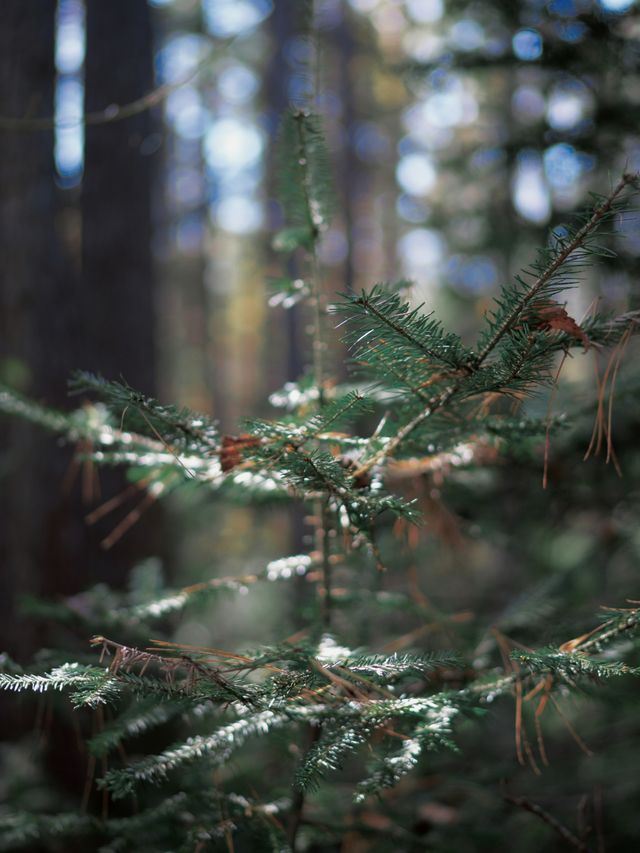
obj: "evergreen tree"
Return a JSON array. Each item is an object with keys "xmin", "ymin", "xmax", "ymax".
[{"xmin": 1, "ymin": 4, "xmax": 640, "ymax": 851}]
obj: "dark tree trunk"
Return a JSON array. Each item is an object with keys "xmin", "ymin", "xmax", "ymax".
[
  {"xmin": 0, "ymin": 0, "xmax": 164, "ymax": 657},
  {"xmin": 0, "ymin": 0, "xmax": 166, "ymax": 810},
  {"xmin": 0, "ymin": 1, "xmax": 61, "ymax": 660},
  {"xmin": 338, "ymin": 6, "xmax": 357, "ymax": 295},
  {"xmin": 65, "ymin": 0, "xmax": 167, "ymax": 595},
  {"xmin": 0, "ymin": 0, "xmax": 167, "ymax": 620},
  {"xmin": 0, "ymin": 4, "xmax": 93, "ymax": 809},
  {"xmin": 81, "ymin": 0, "xmax": 157, "ymax": 391}
]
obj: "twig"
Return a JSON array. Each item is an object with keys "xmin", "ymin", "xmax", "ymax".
[
  {"xmin": 290, "ymin": 46, "xmax": 335, "ymax": 630},
  {"xmin": 576, "ymin": 607, "xmax": 640, "ymax": 655},
  {"xmin": 89, "ymin": 635, "xmax": 250, "ymax": 705},
  {"xmin": 505, "ymin": 795, "xmax": 591, "ymax": 852},
  {"xmin": 288, "ymin": 724, "xmax": 322, "ymax": 851},
  {"xmin": 99, "ymin": 484, "xmax": 164, "ymax": 550},
  {"xmin": 353, "ymin": 383, "xmax": 457, "ymax": 478},
  {"xmin": 543, "ymin": 350, "xmax": 570, "ymax": 489},
  {"xmin": 0, "ymin": 45, "xmax": 228, "ymax": 131},
  {"xmin": 320, "ymin": 501, "xmax": 333, "ymax": 630}
]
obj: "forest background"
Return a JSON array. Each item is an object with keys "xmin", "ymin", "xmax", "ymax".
[{"xmin": 1, "ymin": 0, "xmax": 640, "ymax": 851}]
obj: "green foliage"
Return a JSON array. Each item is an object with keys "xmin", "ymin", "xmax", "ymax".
[
  {"xmin": 69, "ymin": 371, "xmax": 220, "ymax": 453},
  {"xmin": 274, "ymin": 111, "xmax": 336, "ymax": 251},
  {"xmin": 87, "ymin": 696, "xmax": 196, "ymax": 758},
  {"xmin": 0, "ymin": 664, "xmax": 117, "ymax": 709},
  {"xmin": 0, "ymin": 811, "xmax": 98, "ymax": 852},
  {"xmin": 2, "ymin": 20, "xmax": 640, "ymax": 852},
  {"xmin": 100, "ymin": 710, "xmax": 292, "ymax": 799},
  {"xmin": 336, "ymin": 284, "xmax": 471, "ymax": 377},
  {"xmin": 294, "ymin": 722, "xmax": 372, "ymax": 792},
  {"xmin": 475, "ymin": 181, "xmax": 636, "ymax": 364},
  {"xmin": 511, "ymin": 648, "xmax": 639, "ymax": 681}
]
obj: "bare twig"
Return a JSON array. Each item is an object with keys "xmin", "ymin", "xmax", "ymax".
[
  {"xmin": 505, "ymin": 795, "xmax": 591, "ymax": 852},
  {"xmin": 288, "ymin": 724, "xmax": 322, "ymax": 851},
  {"xmin": 320, "ymin": 501, "xmax": 333, "ymax": 630},
  {"xmin": 89, "ymin": 635, "xmax": 250, "ymax": 705},
  {"xmin": 0, "ymin": 43, "xmax": 230, "ymax": 132}
]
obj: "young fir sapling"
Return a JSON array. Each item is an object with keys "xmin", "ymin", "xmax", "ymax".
[{"xmin": 0, "ymin": 21, "xmax": 639, "ymax": 852}]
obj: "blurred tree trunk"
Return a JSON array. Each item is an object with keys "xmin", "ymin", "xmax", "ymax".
[
  {"xmin": 0, "ymin": 0, "xmax": 166, "ymax": 806},
  {"xmin": 338, "ymin": 6, "xmax": 356, "ymax": 294},
  {"xmin": 0, "ymin": 0, "xmax": 164, "ymax": 657},
  {"xmin": 0, "ymin": 2, "xmax": 166, "ymax": 613},
  {"xmin": 81, "ymin": 0, "xmax": 157, "ymax": 391},
  {"xmin": 70, "ymin": 0, "xmax": 167, "ymax": 594},
  {"xmin": 0, "ymin": 3, "xmax": 93, "ymax": 808},
  {"xmin": 0, "ymin": 0, "xmax": 61, "ymax": 660}
]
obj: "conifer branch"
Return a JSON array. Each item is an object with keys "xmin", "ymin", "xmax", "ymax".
[
  {"xmin": 353, "ymin": 383, "xmax": 458, "ymax": 477},
  {"xmin": 342, "ymin": 286, "xmax": 468, "ymax": 370},
  {"xmin": 0, "ymin": 664, "xmax": 113, "ymax": 706},
  {"xmin": 567, "ymin": 605, "xmax": 640, "ymax": 654},
  {"xmin": 89, "ymin": 635, "xmax": 254, "ymax": 706},
  {"xmin": 100, "ymin": 710, "xmax": 292, "ymax": 799},
  {"xmin": 474, "ymin": 173, "xmax": 638, "ymax": 368},
  {"xmin": 351, "ymin": 174, "xmax": 638, "ymax": 477}
]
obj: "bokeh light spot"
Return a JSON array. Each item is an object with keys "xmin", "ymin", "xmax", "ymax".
[
  {"xmin": 449, "ymin": 19, "xmax": 485, "ymax": 52},
  {"xmin": 215, "ymin": 196, "xmax": 263, "ymax": 234},
  {"xmin": 544, "ymin": 143, "xmax": 582, "ymax": 189},
  {"xmin": 203, "ymin": 0, "xmax": 273, "ymax": 37},
  {"xmin": 54, "ymin": 77, "xmax": 84, "ymax": 182},
  {"xmin": 217, "ymin": 64, "xmax": 260, "ymax": 104},
  {"xmin": 156, "ymin": 34, "xmax": 209, "ymax": 83},
  {"xmin": 166, "ymin": 88, "xmax": 208, "ymax": 139},
  {"xmin": 512, "ymin": 151, "xmax": 550, "ymax": 224},
  {"xmin": 599, "ymin": 0, "xmax": 636, "ymax": 11},
  {"xmin": 546, "ymin": 80, "xmax": 592, "ymax": 130},
  {"xmin": 55, "ymin": 1, "xmax": 85, "ymax": 74},
  {"xmin": 396, "ymin": 154, "xmax": 437, "ymax": 196},
  {"xmin": 398, "ymin": 228, "xmax": 445, "ymax": 270},
  {"xmin": 204, "ymin": 119, "xmax": 264, "ymax": 172},
  {"xmin": 512, "ymin": 29, "xmax": 543, "ymax": 61},
  {"xmin": 405, "ymin": 0, "xmax": 443, "ymax": 24},
  {"xmin": 446, "ymin": 255, "xmax": 498, "ymax": 295}
]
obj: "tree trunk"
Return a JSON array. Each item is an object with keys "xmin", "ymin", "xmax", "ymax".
[
  {"xmin": 0, "ymin": 0, "xmax": 61, "ymax": 660},
  {"xmin": 81, "ymin": 0, "xmax": 157, "ymax": 391},
  {"xmin": 64, "ymin": 0, "xmax": 166, "ymax": 595},
  {"xmin": 0, "ymin": 0, "xmax": 166, "ymax": 809}
]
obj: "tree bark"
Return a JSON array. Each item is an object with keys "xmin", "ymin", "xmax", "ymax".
[
  {"xmin": 81, "ymin": 0, "xmax": 157, "ymax": 391},
  {"xmin": 0, "ymin": 0, "xmax": 61, "ymax": 660},
  {"xmin": 0, "ymin": 0, "xmax": 166, "ymax": 811},
  {"xmin": 0, "ymin": 0, "xmax": 165, "ymax": 651}
]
